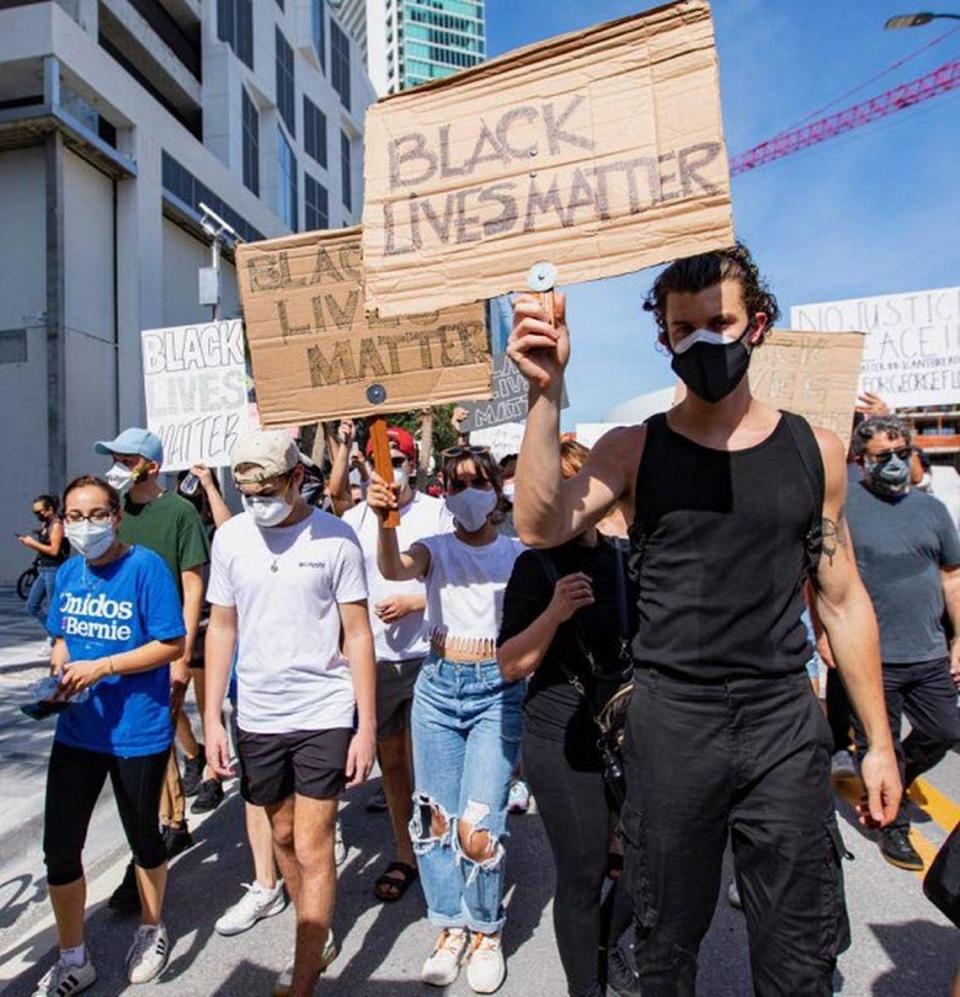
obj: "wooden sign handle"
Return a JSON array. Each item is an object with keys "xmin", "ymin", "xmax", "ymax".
[
  {"xmin": 540, "ymin": 289, "xmax": 556, "ymax": 328},
  {"xmin": 368, "ymin": 416, "xmax": 400, "ymax": 529}
]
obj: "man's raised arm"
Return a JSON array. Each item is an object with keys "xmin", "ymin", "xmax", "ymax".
[{"xmin": 508, "ymin": 291, "xmax": 636, "ymax": 548}]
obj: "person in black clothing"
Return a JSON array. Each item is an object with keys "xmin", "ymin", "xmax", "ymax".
[
  {"xmin": 19, "ymin": 494, "xmax": 69, "ymax": 638},
  {"xmin": 508, "ymin": 243, "xmax": 901, "ymax": 997},
  {"xmin": 498, "ymin": 441, "xmax": 637, "ymax": 997}
]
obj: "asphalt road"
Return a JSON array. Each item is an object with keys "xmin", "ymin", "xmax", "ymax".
[{"xmin": 1, "ymin": 588, "xmax": 957, "ymax": 996}]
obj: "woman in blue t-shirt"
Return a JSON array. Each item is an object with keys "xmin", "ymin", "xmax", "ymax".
[{"xmin": 31, "ymin": 476, "xmax": 185, "ymax": 997}]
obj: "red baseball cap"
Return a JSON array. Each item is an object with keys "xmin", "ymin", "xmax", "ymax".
[{"xmin": 365, "ymin": 426, "xmax": 416, "ymax": 461}]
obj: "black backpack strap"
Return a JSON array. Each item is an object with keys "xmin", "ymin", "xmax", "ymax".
[{"xmin": 781, "ymin": 412, "xmax": 825, "ymax": 578}]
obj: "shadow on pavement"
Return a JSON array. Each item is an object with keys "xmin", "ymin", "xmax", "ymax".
[{"xmin": 869, "ymin": 919, "xmax": 959, "ymax": 997}]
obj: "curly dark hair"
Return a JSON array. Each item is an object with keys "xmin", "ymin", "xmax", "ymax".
[{"xmin": 642, "ymin": 242, "xmax": 780, "ymax": 341}]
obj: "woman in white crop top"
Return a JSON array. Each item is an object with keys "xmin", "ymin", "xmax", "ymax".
[{"xmin": 369, "ymin": 446, "xmax": 524, "ymax": 994}]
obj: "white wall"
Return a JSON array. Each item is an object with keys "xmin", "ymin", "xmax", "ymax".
[
  {"xmin": 64, "ymin": 149, "xmax": 117, "ymax": 480},
  {"xmin": 0, "ymin": 148, "xmax": 47, "ymax": 583}
]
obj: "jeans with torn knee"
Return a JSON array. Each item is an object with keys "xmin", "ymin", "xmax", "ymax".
[{"xmin": 409, "ymin": 653, "xmax": 524, "ymax": 934}]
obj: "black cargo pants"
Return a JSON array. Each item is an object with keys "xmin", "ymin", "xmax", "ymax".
[{"xmin": 621, "ymin": 669, "xmax": 849, "ymax": 997}]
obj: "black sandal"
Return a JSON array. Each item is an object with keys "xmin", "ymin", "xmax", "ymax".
[{"xmin": 374, "ymin": 861, "xmax": 418, "ymax": 903}]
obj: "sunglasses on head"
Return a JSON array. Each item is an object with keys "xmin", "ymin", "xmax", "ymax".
[
  {"xmin": 866, "ymin": 446, "xmax": 913, "ymax": 466},
  {"xmin": 442, "ymin": 446, "xmax": 490, "ymax": 459}
]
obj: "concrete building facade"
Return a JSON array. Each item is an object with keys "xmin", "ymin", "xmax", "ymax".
[
  {"xmin": 0, "ymin": 0, "xmax": 375, "ymax": 582},
  {"xmin": 338, "ymin": 0, "xmax": 485, "ymax": 95}
]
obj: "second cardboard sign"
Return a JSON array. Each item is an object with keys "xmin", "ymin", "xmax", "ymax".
[{"xmin": 236, "ymin": 227, "xmax": 491, "ymax": 426}]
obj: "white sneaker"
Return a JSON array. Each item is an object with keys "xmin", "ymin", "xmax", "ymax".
[
  {"xmin": 125, "ymin": 923, "xmax": 169, "ymax": 984},
  {"xmin": 334, "ymin": 817, "xmax": 347, "ymax": 866},
  {"xmin": 727, "ymin": 879, "xmax": 743, "ymax": 910},
  {"xmin": 32, "ymin": 958, "xmax": 96, "ymax": 996},
  {"xmin": 273, "ymin": 930, "xmax": 338, "ymax": 997},
  {"xmin": 215, "ymin": 880, "xmax": 286, "ymax": 936},
  {"xmin": 421, "ymin": 927, "xmax": 468, "ymax": 987},
  {"xmin": 507, "ymin": 780, "xmax": 530, "ymax": 814},
  {"xmin": 466, "ymin": 932, "xmax": 506, "ymax": 994}
]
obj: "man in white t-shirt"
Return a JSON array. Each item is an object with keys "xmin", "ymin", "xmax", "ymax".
[
  {"xmin": 342, "ymin": 425, "xmax": 452, "ymax": 903},
  {"xmin": 203, "ymin": 429, "xmax": 375, "ymax": 997}
]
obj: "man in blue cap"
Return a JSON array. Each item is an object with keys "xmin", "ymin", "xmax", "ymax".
[{"xmin": 93, "ymin": 428, "xmax": 211, "ymax": 912}]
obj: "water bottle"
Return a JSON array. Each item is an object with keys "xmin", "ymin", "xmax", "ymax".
[{"xmin": 179, "ymin": 472, "xmax": 200, "ymax": 497}]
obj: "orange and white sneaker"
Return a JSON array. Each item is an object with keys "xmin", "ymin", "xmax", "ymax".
[
  {"xmin": 466, "ymin": 931, "xmax": 506, "ymax": 994},
  {"xmin": 421, "ymin": 927, "xmax": 468, "ymax": 987}
]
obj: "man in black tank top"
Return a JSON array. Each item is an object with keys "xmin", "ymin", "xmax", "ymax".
[{"xmin": 508, "ymin": 243, "xmax": 900, "ymax": 997}]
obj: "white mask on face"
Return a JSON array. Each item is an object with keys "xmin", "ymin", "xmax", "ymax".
[
  {"xmin": 242, "ymin": 494, "xmax": 293, "ymax": 528},
  {"xmin": 445, "ymin": 487, "xmax": 497, "ymax": 533},
  {"xmin": 502, "ymin": 481, "xmax": 516, "ymax": 502},
  {"xmin": 65, "ymin": 521, "xmax": 115, "ymax": 560},
  {"xmin": 393, "ymin": 465, "xmax": 410, "ymax": 491},
  {"xmin": 672, "ymin": 329, "xmax": 742, "ymax": 354},
  {"xmin": 105, "ymin": 462, "xmax": 137, "ymax": 496}
]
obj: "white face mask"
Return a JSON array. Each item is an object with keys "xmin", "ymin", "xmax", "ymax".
[
  {"xmin": 502, "ymin": 481, "xmax": 516, "ymax": 502},
  {"xmin": 393, "ymin": 465, "xmax": 410, "ymax": 491},
  {"xmin": 445, "ymin": 487, "xmax": 497, "ymax": 533},
  {"xmin": 105, "ymin": 462, "xmax": 137, "ymax": 497},
  {"xmin": 66, "ymin": 521, "xmax": 116, "ymax": 560},
  {"xmin": 242, "ymin": 494, "xmax": 294, "ymax": 528}
]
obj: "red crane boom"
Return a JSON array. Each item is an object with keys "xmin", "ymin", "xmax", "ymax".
[{"xmin": 730, "ymin": 58, "xmax": 960, "ymax": 175}]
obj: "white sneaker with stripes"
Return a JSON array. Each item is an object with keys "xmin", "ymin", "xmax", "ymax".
[
  {"xmin": 125, "ymin": 922, "xmax": 169, "ymax": 984},
  {"xmin": 31, "ymin": 958, "xmax": 96, "ymax": 996}
]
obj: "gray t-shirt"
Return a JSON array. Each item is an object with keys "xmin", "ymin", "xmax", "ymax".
[{"xmin": 846, "ymin": 479, "xmax": 960, "ymax": 663}]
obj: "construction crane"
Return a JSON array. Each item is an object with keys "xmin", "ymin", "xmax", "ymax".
[{"xmin": 730, "ymin": 58, "xmax": 960, "ymax": 175}]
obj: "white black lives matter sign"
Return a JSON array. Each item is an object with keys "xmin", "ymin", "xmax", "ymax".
[
  {"xmin": 460, "ymin": 353, "xmax": 568, "ymax": 433},
  {"xmin": 791, "ymin": 288, "xmax": 960, "ymax": 409},
  {"xmin": 141, "ymin": 320, "xmax": 254, "ymax": 471}
]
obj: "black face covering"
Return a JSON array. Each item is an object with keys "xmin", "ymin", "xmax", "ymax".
[{"xmin": 670, "ymin": 323, "xmax": 753, "ymax": 404}]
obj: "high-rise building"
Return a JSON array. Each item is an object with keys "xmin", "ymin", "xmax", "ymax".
[
  {"xmin": 337, "ymin": 0, "xmax": 485, "ymax": 96},
  {"xmin": 0, "ymin": 0, "xmax": 375, "ymax": 581}
]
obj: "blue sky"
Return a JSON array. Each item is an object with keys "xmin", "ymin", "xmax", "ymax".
[{"xmin": 485, "ymin": 0, "xmax": 960, "ymax": 427}]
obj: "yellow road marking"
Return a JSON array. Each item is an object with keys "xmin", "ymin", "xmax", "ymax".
[{"xmin": 908, "ymin": 778, "xmax": 960, "ymax": 836}]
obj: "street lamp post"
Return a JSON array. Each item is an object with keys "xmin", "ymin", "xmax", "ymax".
[
  {"xmin": 198, "ymin": 202, "xmax": 240, "ymax": 321},
  {"xmin": 885, "ymin": 11, "xmax": 960, "ymax": 29}
]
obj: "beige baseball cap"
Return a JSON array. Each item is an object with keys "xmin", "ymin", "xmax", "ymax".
[{"xmin": 231, "ymin": 429, "xmax": 303, "ymax": 484}]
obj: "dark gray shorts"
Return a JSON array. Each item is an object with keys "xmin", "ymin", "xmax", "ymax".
[
  {"xmin": 236, "ymin": 727, "xmax": 352, "ymax": 806},
  {"xmin": 377, "ymin": 657, "xmax": 424, "ymax": 740}
]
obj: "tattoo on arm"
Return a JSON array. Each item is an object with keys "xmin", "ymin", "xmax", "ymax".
[{"xmin": 821, "ymin": 508, "xmax": 848, "ymax": 567}]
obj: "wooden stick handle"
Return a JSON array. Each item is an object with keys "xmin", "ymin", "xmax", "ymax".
[
  {"xmin": 368, "ymin": 416, "xmax": 400, "ymax": 528},
  {"xmin": 540, "ymin": 289, "xmax": 556, "ymax": 328}
]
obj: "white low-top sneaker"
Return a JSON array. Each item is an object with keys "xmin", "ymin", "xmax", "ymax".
[
  {"xmin": 466, "ymin": 932, "xmax": 506, "ymax": 994},
  {"xmin": 273, "ymin": 930, "xmax": 338, "ymax": 997},
  {"xmin": 125, "ymin": 923, "xmax": 169, "ymax": 984},
  {"xmin": 32, "ymin": 957, "xmax": 96, "ymax": 996},
  {"xmin": 421, "ymin": 928, "xmax": 468, "ymax": 987},
  {"xmin": 215, "ymin": 880, "xmax": 286, "ymax": 936}
]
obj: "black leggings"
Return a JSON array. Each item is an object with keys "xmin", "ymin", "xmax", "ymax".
[
  {"xmin": 44, "ymin": 740, "xmax": 169, "ymax": 886},
  {"xmin": 523, "ymin": 728, "xmax": 633, "ymax": 997}
]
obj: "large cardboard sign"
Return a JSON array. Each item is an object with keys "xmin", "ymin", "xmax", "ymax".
[
  {"xmin": 141, "ymin": 320, "xmax": 254, "ymax": 472},
  {"xmin": 361, "ymin": 0, "xmax": 733, "ymax": 317},
  {"xmin": 673, "ymin": 330, "xmax": 866, "ymax": 446},
  {"xmin": 235, "ymin": 228, "xmax": 491, "ymax": 426},
  {"xmin": 790, "ymin": 287, "xmax": 960, "ymax": 409},
  {"xmin": 460, "ymin": 354, "xmax": 568, "ymax": 433}
]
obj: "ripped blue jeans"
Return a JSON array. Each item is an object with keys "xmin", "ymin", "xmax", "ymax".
[{"xmin": 410, "ymin": 654, "xmax": 524, "ymax": 934}]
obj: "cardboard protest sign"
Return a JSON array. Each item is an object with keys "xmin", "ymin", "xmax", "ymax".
[
  {"xmin": 791, "ymin": 287, "xmax": 960, "ymax": 409},
  {"xmin": 470, "ymin": 421, "xmax": 526, "ymax": 462},
  {"xmin": 361, "ymin": 0, "xmax": 733, "ymax": 317},
  {"xmin": 675, "ymin": 330, "xmax": 866, "ymax": 447},
  {"xmin": 235, "ymin": 227, "xmax": 491, "ymax": 426},
  {"xmin": 459, "ymin": 354, "xmax": 568, "ymax": 433},
  {"xmin": 141, "ymin": 320, "xmax": 255, "ymax": 472}
]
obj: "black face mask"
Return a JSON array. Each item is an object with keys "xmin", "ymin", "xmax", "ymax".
[{"xmin": 670, "ymin": 323, "xmax": 753, "ymax": 404}]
